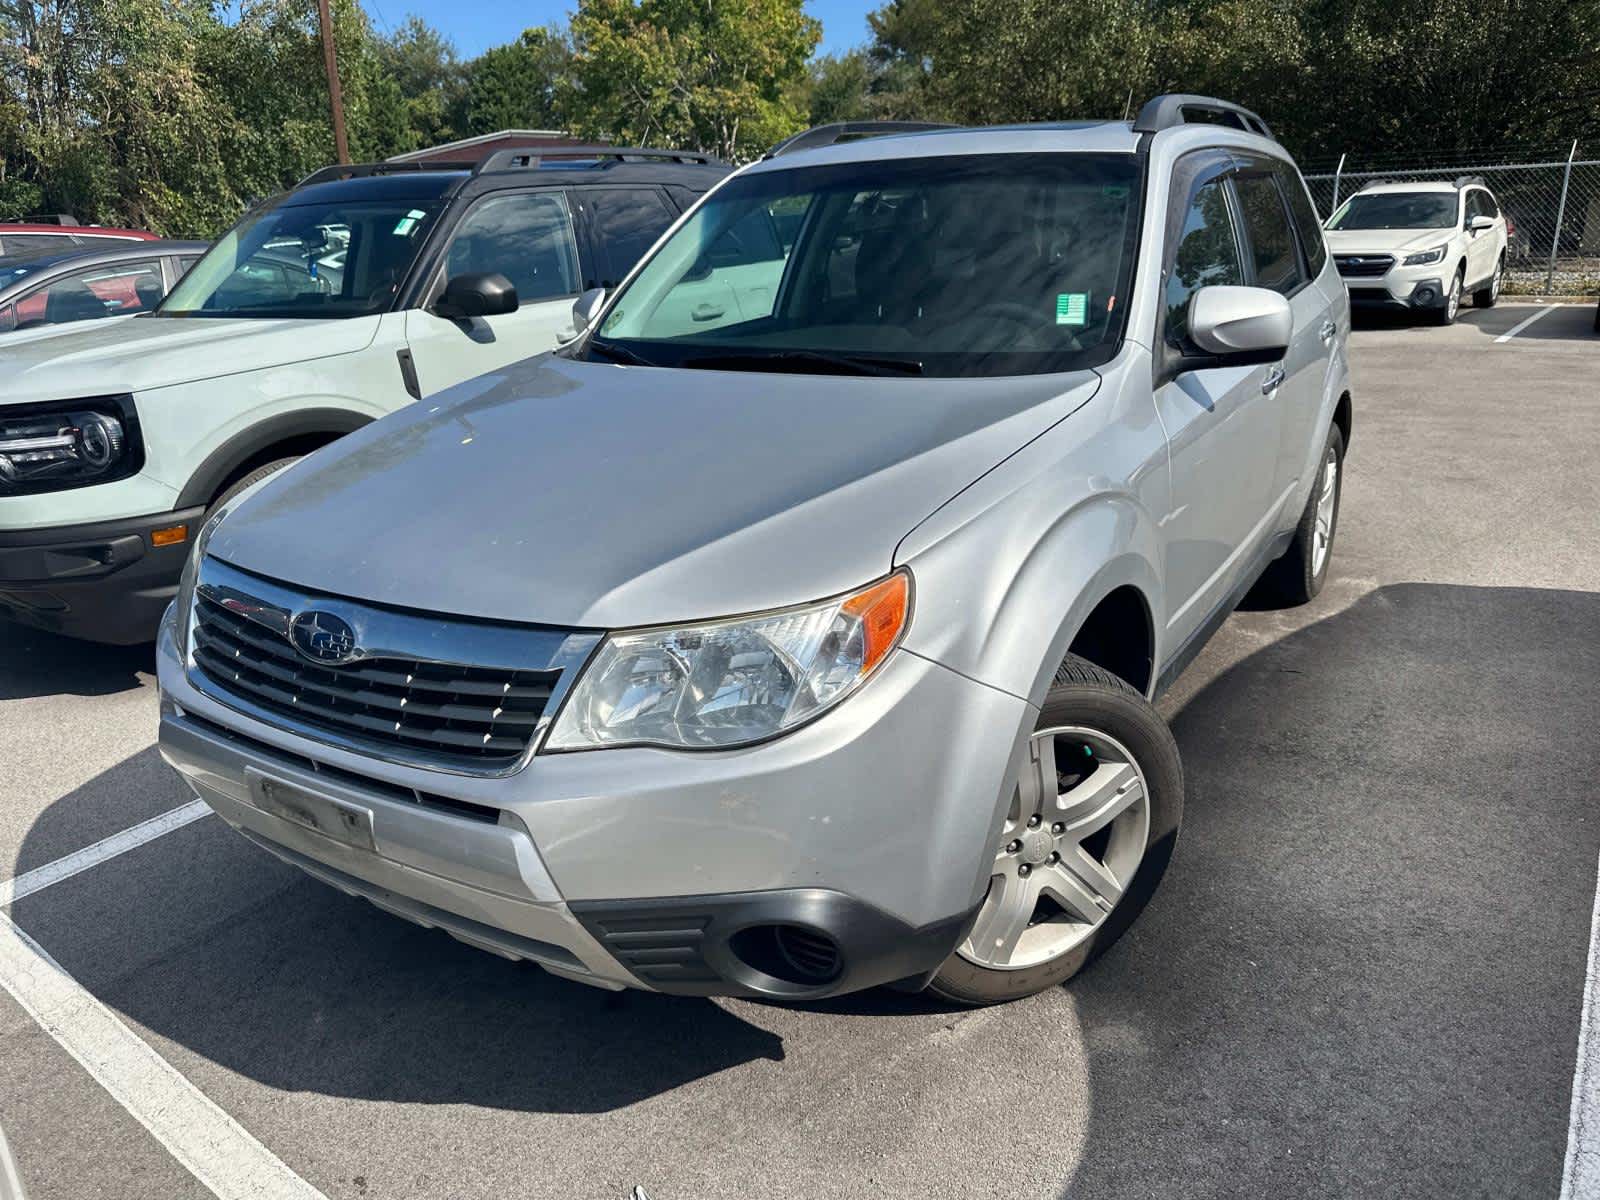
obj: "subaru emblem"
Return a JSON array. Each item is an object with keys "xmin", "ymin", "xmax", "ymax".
[{"xmin": 289, "ymin": 610, "xmax": 358, "ymax": 665}]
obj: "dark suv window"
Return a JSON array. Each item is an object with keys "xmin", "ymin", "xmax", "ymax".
[
  {"xmin": 1165, "ymin": 178, "xmax": 1245, "ymax": 344},
  {"xmin": 581, "ymin": 188, "xmax": 676, "ymax": 287},
  {"xmin": 1272, "ymin": 162, "xmax": 1328, "ymax": 275},
  {"xmin": 445, "ymin": 191, "xmax": 580, "ymax": 304},
  {"xmin": 1234, "ymin": 174, "xmax": 1305, "ymax": 295}
]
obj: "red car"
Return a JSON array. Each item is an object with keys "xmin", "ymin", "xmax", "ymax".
[{"xmin": 0, "ymin": 216, "xmax": 159, "ymax": 257}]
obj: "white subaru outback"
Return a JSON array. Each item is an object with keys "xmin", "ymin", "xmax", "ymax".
[
  {"xmin": 1324, "ymin": 177, "xmax": 1508, "ymax": 324},
  {"xmin": 0, "ymin": 148, "xmax": 724, "ymax": 644}
]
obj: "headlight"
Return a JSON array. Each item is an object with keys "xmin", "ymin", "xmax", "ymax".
[
  {"xmin": 0, "ymin": 397, "xmax": 141, "ymax": 495},
  {"xmin": 545, "ymin": 571, "xmax": 912, "ymax": 752},
  {"xmin": 1402, "ymin": 246, "xmax": 1447, "ymax": 266},
  {"xmin": 172, "ymin": 472, "xmax": 281, "ymax": 661}
]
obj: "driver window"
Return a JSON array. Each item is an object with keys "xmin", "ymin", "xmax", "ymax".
[
  {"xmin": 444, "ymin": 192, "xmax": 579, "ymax": 305},
  {"xmin": 1165, "ymin": 179, "xmax": 1244, "ymax": 345}
]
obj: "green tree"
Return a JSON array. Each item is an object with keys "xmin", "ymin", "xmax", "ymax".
[
  {"xmin": 375, "ymin": 15, "xmax": 468, "ymax": 149},
  {"xmin": 465, "ymin": 27, "xmax": 570, "ymax": 134},
  {"xmin": 563, "ymin": 0, "xmax": 820, "ymax": 160}
]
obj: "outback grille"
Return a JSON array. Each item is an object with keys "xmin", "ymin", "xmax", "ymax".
[
  {"xmin": 1335, "ymin": 254, "xmax": 1394, "ymax": 278},
  {"xmin": 192, "ymin": 593, "xmax": 560, "ymax": 767}
]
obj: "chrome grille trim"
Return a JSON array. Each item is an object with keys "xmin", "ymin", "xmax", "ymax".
[
  {"xmin": 186, "ymin": 557, "xmax": 601, "ymax": 777},
  {"xmin": 1334, "ymin": 254, "xmax": 1394, "ymax": 278}
]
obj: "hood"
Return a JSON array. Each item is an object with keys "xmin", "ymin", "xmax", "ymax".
[
  {"xmin": 1323, "ymin": 227, "xmax": 1455, "ymax": 256},
  {"xmin": 0, "ymin": 315, "xmax": 380, "ymax": 406},
  {"xmin": 212, "ymin": 355, "xmax": 1101, "ymax": 629}
]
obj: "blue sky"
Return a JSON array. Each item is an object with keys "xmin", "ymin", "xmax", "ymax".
[{"xmin": 366, "ymin": 0, "xmax": 876, "ymax": 58}]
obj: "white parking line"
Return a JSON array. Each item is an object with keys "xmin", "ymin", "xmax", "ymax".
[
  {"xmin": 0, "ymin": 800, "xmax": 210, "ymax": 907},
  {"xmin": 1494, "ymin": 305, "xmax": 1559, "ymax": 343},
  {"xmin": 1561, "ymin": 854, "xmax": 1600, "ymax": 1199},
  {"xmin": 0, "ymin": 802, "xmax": 325, "ymax": 1200}
]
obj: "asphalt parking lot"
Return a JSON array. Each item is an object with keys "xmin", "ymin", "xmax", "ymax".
[{"xmin": 2, "ymin": 301, "xmax": 1597, "ymax": 1200}]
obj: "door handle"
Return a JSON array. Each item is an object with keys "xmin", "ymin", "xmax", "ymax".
[
  {"xmin": 1319, "ymin": 319, "xmax": 1337, "ymax": 343},
  {"xmin": 1260, "ymin": 365, "xmax": 1286, "ymax": 394}
]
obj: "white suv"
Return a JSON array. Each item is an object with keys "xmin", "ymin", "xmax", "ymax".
[
  {"xmin": 1324, "ymin": 177, "xmax": 1507, "ymax": 324},
  {"xmin": 0, "ymin": 149, "xmax": 724, "ymax": 644}
]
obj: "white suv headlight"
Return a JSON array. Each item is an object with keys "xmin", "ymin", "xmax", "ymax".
[
  {"xmin": 544, "ymin": 571, "xmax": 911, "ymax": 752},
  {"xmin": 1402, "ymin": 245, "xmax": 1448, "ymax": 266}
]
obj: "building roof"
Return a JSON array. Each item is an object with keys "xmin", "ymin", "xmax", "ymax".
[{"xmin": 387, "ymin": 130, "xmax": 589, "ymax": 165}]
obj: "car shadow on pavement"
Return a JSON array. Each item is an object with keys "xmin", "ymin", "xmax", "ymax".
[
  {"xmin": 0, "ymin": 626, "xmax": 153, "ymax": 700},
  {"xmin": 1062, "ymin": 582, "xmax": 1600, "ymax": 1199},
  {"xmin": 7, "ymin": 583, "xmax": 1598, "ymax": 1145}
]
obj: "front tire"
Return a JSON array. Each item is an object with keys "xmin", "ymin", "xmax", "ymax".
[
  {"xmin": 1431, "ymin": 266, "xmax": 1464, "ymax": 325},
  {"xmin": 928, "ymin": 656, "xmax": 1182, "ymax": 1006},
  {"xmin": 1473, "ymin": 255, "xmax": 1504, "ymax": 308}
]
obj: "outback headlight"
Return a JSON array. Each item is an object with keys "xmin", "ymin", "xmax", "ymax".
[
  {"xmin": 545, "ymin": 571, "xmax": 911, "ymax": 752},
  {"xmin": 1402, "ymin": 246, "xmax": 1447, "ymax": 266},
  {"xmin": 0, "ymin": 397, "xmax": 141, "ymax": 495}
]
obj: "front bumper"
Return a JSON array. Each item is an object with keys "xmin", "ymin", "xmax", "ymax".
[
  {"xmin": 156, "ymin": 610, "xmax": 1027, "ymax": 1000},
  {"xmin": 1339, "ymin": 263, "xmax": 1449, "ymax": 311},
  {"xmin": 0, "ymin": 507, "xmax": 205, "ymax": 644}
]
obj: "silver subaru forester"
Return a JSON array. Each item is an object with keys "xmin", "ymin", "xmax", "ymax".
[{"xmin": 157, "ymin": 95, "xmax": 1352, "ymax": 1006}]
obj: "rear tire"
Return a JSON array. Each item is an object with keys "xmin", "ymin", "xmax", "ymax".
[
  {"xmin": 927, "ymin": 656, "xmax": 1182, "ymax": 1006},
  {"xmin": 1257, "ymin": 423, "xmax": 1344, "ymax": 606},
  {"xmin": 1473, "ymin": 255, "xmax": 1503, "ymax": 308}
]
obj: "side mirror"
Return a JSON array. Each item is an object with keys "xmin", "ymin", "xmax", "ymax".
[
  {"xmin": 1187, "ymin": 285, "xmax": 1292, "ymax": 365},
  {"xmin": 1468, "ymin": 214, "xmax": 1496, "ymax": 232},
  {"xmin": 433, "ymin": 272, "xmax": 517, "ymax": 320},
  {"xmin": 571, "ymin": 287, "xmax": 607, "ymax": 335}
]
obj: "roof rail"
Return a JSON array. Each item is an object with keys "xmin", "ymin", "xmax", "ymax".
[
  {"xmin": 297, "ymin": 160, "xmax": 477, "ymax": 188},
  {"xmin": 474, "ymin": 146, "xmax": 722, "ymax": 174},
  {"xmin": 20, "ymin": 213, "xmax": 80, "ymax": 226},
  {"xmin": 1357, "ymin": 178, "xmax": 1398, "ymax": 192},
  {"xmin": 1132, "ymin": 94, "xmax": 1274, "ymax": 140},
  {"xmin": 1454, "ymin": 174, "xmax": 1486, "ymax": 189},
  {"xmin": 764, "ymin": 121, "xmax": 960, "ymax": 160}
]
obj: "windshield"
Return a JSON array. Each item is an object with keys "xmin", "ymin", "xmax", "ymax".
[
  {"xmin": 583, "ymin": 153, "xmax": 1142, "ymax": 378},
  {"xmin": 157, "ymin": 195, "xmax": 442, "ymax": 319},
  {"xmin": 1327, "ymin": 192, "xmax": 1458, "ymax": 231}
]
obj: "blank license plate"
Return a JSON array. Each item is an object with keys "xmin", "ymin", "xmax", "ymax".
[{"xmin": 244, "ymin": 768, "xmax": 376, "ymax": 852}]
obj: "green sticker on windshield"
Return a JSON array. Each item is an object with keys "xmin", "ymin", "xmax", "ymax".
[
  {"xmin": 1056, "ymin": 292, "xmax": 1089, "ymax": 326},
  {"xmin": 393, "ymin": 209, "xmax": 427, "ymax": 236}
]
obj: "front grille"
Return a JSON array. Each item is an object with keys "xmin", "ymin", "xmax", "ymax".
[
  {"xmin": 1335, "ymin": 254, "xmax": 1394, "ymax": 278},
  {"xmin": 192, "ymin": 593, "xmax": 560, "ymax": 767}
]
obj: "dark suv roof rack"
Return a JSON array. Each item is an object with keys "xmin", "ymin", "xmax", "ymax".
[
  {"xmin": 764, "ymin": 121, "xmax": 960, "ymax": 160},
  {"xmin": 475, "ymin": 145, "xmax": 721, "ymax": 174},
  {"xmin": 1132, "ymin": 94, "xmax": 1273, "ymax": 140},
  {"xmin": 297, "ymin": 160, "xmax": 477, "ymax": 188},
  {"xmin": 298, "ymin": 147, "xmax": 720, "ymax": 190}
]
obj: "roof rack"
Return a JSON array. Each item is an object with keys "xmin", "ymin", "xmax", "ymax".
[
  {"xmin": 1132, "ymin": 94, "xmax": 1274, "ymax": 140},
  {"xmin": 764, "ymin": 121, "xmax": 960, "ymax": 160},
  {"xmin": 20, "ymin": 213, "xmax": 80, "ymax": 226},
  {"xmin": 475, "ymin": 145, "xmax": 722, "ymax": 174},
  {"xmin": 297, "ymin": 160, "xmax": 477, "ymax": 188},
  {"xmin": 1454, "ymin": 174, "xmax": 1486, "ymax": 189},
  {"xmin": 1357, "ymin": 178, "xmax": 1399, "ymax": 192}
]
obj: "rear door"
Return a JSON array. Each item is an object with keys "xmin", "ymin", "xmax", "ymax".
[
  {"xmin": 1151, "ymin": 153, "xmax": 1283, "ymax": 652},
  {"xmin": 403, "ymin": 188, "xmax": 583, "ymax": 398},
  {"xmin": 573, "ymin": 186, "xmax": 679, "ymax": 291},
  {"xmin": 1256, "ymin": 156, "xmax": 1338, "ymax": 503}
]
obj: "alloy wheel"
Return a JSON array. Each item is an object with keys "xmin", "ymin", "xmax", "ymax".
[
  {"xmin": 1311, "ymin": 442, "xmax": 1339, "ymax": 577},
  {"xmin": 958, "ymin": 726, "xmax": 1151, "ymax": 971}
]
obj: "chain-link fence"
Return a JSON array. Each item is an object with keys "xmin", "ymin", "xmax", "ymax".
[{"xmin": 1301, "ymin": 148, "xmax": 1600, "ymax": 295}]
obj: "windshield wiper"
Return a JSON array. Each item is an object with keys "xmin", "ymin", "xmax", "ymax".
[
  {"xmin": 681, "ymin": 349, "xmax": 923, "ymax": 377},
  {"xmin": 586, "ymin": 339, "xmax": 658, "ymax": 368}
]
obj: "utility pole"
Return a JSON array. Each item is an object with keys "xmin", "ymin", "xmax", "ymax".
[{"xmin": 317, "ymin": 0, "xmax": 350, "ymax": 164}]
